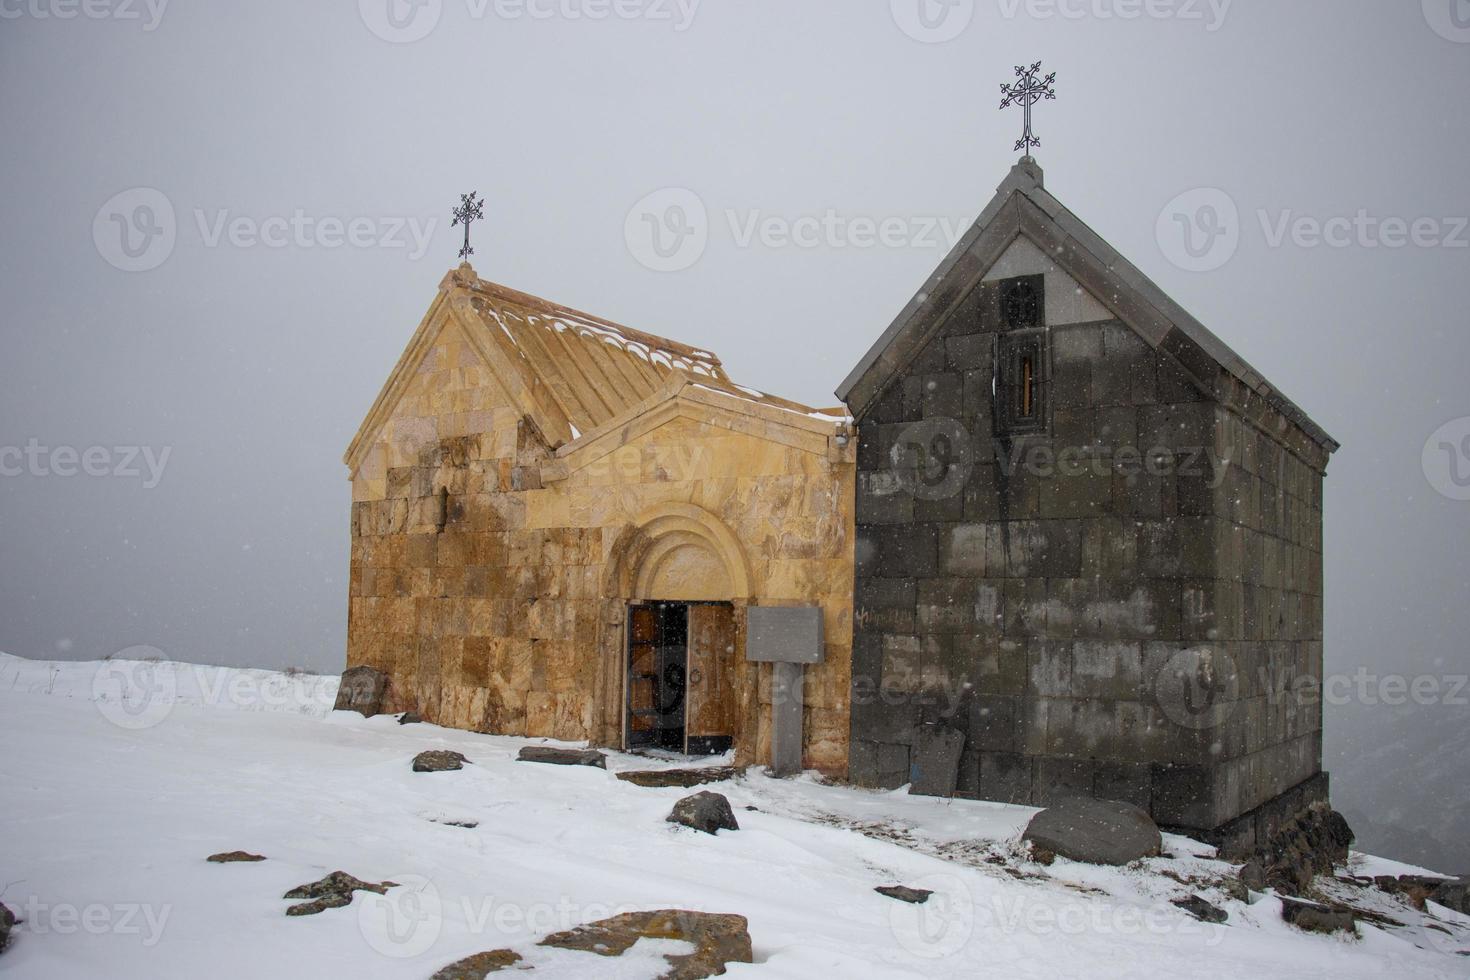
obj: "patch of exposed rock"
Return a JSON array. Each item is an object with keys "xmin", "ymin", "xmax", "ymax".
[
  {"xmin": 333, "ymin": 665, "xmax": 388, "ymax": 717},
  {"xmin": 413, "ymin": 750, "xmax": 469, "ymax": 773},
  {"xmin": 667, "ymin": 792, "xmax": 739, "ymax": 835},
  {"xmin": 283, "ymin": 871, "xmax": 397, "ymax": 917},
  {"xmin": 1238, "ymin": 803, "xmax": 1355, "ymax": 897},
  {"xmin": 207, "ymin": 851, "xmax": 266, "ymax": 863},
  {"xmin": 517, "ymin": 746, "xmax": 607, "ymax": 769},
  {"xmin": 432, "ymin": 911, "xmax": 752, "ymax": 979},
  {"xmin": 1172, "ymin": 894, "xmax": 1228, "ymax": 923},
  {"xmin": 1022, "ymin": 798, "xmax": 1162, "ymax": 866},
  {"xmin": 617, "ymin": 767, "xmax": 743, "ymax": 789},
  {"xmin": 0, "ymin": 902, "xmax": 16, "ymax": 954},
  {"xmin": 1281, "ymin": 897, "xmax": 1356, "ymax": 935},
  {"xmin": 875, "ymin": 885, "xmax": 932, "ymax": 905}
]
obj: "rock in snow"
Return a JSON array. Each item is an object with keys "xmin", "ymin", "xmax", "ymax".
[
  {"xmin": 0, "ymin": 903, "xmax": 15, "ymax": 954},
  {"xmin": 1172, "ymin": 894, "xmax": 1228, "ymax": 923},
  {"xmin": 1280, "ymin": 897, "xmax": 1356, "ymax": 935},
  {"xmin": 876, "ymin": 885, "xmax": 934, "ymax": 905},
  {"xmin": 667, "ymin": 792, "xmax": 740, "ymax": 835},
  {"xmin": 282, "ymin": 871, "xmax": 397, "ymax": 917},
  {"xmin": 516, "ymin": 746, "xmax": 607, "ymax": 769},
  {"xmin": 331, "ymin": 665, "xmax": 387, "ymax": 717},
  {"xmin": 539, "ymin": 910, "xmax": 753, "ymax": 979},
  {"xmin": 1022, "ymin": 798, "xmax": 1163, "ymax": 866},
  {"xmin": 413, "ymin": 750, "xmax": 469, "ymax": 772},
  {"xmin": 616, "ymin": 766, "xmax": 743, "ymax": 788},
  {"xmin": 206, "ymin": 851, "xmax": 266, "ymax": 863}
]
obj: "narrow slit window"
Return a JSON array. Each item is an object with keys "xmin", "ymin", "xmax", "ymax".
[{"xmin": 996, "ymin": 329, "xmax": 1047, "ymax": 435}]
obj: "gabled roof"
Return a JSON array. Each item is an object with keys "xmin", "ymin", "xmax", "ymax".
[
  {"xmin": 836, "ymin": 158, "xmax": 1338, "ymax": 454},
  {"xmin": 345, "ymin": 264, "xmax": 849, "ymax": 474}
]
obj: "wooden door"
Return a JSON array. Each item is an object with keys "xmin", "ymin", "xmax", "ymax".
[
  {"xmin": 685, "ymin": 603, "xmax": 736, "ymax": 755},
  {"xmin": 626, "ymin": 605, "xmax": 659, "ymax": 748}
]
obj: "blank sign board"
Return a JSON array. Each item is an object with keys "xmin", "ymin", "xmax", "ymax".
[{"xmin": 746, "ymin": 606, "xmax": 824, "ymax": 664}]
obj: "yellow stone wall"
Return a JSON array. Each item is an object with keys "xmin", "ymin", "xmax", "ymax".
[{"xmin": 347, "ymin": 318, "xmax": 855, "ymax": 775}]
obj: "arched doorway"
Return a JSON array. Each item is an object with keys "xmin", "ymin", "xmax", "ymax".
[{"xmin": 603, "ymin": 504, "xmax": 753, "ymax": 756}]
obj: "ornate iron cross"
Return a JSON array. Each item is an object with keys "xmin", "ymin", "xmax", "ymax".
[
  {"xmin": 999, "ymin": 62, "xmax": 1057, "ymax": 156},
  {"xmin": 451, "ymin": 192, "xmax": 484, "ymax": 261}
]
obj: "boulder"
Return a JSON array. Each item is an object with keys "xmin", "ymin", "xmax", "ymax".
[
  {"xmin": 1238, "ymin": 803, "xmax": 1355, "ymax": 897},
  {"xmin": 540, "ymin": 909, "xmax": 753, "ymax": 979},
  {"xmin": 1280, "ymin": 897, "xmax": 1355, "ymax": 935},
  {"xmin": 1022, "ymin": 798, "xmax": 1162, "ymax": 866},
  {"xmin": 1432, "ymin": 877, "xmax": 1470, "ymax": 916},
  {"xmin": 430, "ymin": 950, "xmax": 524, "ymax": 978},
  {"xmin": 207, "ymin": 850, "xmax": 266, "ymax": 863},
  {"xmin": 282, "ymin": 871, "xmax": 396, "ymax": 917},
  {"xmin": 397, "ymin": 711, "xmax": 423, "ymax": 725},
  {"xmin": 0, "ymin": 902, "xmax": 15, "ymax": 954},
  {"xmin": 617, "ymin": 767, "xmax": 742, "ymax": 789},
  {"xmin": 667, "ymin": 792, "xmax": 740, "ymax": 835},
  {"xmin": 1172, "ymin": 895, "xmax": 1228, "ymax": 923},
  {"xmin": 876, "ymin": 885, "xmax": 933, "ymax": 905},
  {"xmin": 517, "ymin": 746, "xmax": 607, "ymax": 769},
  {"xmin": 332, "ymin": 665, "xmax": 388, "ymax": 717},
  {"xmin": 413, "ymin": 750, "xmax": 469, "ymax": 773}
]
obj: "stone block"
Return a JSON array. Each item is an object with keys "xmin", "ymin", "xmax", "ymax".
[{"xmin": 979, "ymin": 751, "xmax": 1033, "ymax": 805}]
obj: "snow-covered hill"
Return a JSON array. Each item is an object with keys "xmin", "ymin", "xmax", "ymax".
[{"xmin": 1, "ymin": 652, "xmax": 1466, "ymax": 979}]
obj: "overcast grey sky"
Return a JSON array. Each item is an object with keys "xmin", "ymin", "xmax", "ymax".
[{"xmin": 2, "ymin": 0, "xmax": 1468, "ymax": 863}]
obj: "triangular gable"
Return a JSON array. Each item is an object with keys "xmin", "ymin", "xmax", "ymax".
[{"xmin": 836, "ymin": 159, "xmax": 1338, "ymax": 454}]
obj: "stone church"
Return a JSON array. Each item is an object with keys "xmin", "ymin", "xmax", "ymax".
[
  {"xmin": 343, "ymin": 266, "xmax": 855, "ymax": 776},
  {"xmin": 838, "ymin": 157, "xmax": 1337, "ymax": 848},
  {"xmin": 343, "ymin": 155, "xmax": 1335, "ymax": 850}
]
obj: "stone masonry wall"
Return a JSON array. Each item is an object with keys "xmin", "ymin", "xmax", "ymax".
[
  {"xmin": 847, "ymin": 255, "xmax": 1328, "ymax": 831},
  {"xmin": 347, "ymin": 319, "xmax": 855, "ymax": 774}
]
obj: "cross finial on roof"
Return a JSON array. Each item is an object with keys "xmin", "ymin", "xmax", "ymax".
[
  {"xmin": 451, "ymin": 191, "xmax": 485, "ymax": 261},
  {"xmin": 999, "ymin": 61, "xmax": 1057, "ymax": 157}
]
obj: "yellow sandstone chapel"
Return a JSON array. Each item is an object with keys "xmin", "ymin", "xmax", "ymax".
[{"xmin": 343, "ymin": 263, "xmax": 855, "ymax": 776}]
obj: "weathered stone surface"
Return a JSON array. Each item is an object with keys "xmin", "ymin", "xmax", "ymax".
[
  {"xmin": 617, "ymin": 767, "xmax": 742, "ymax": 788},
  {"xmin": 876, "ymin": 885, "xmax": 933, "ymax": 905},
  {"xmin": 908, "ymin": 725, "xmax": 965, "ymax": 797},
  {"xmin": 539, "ymin": 910, "xmax": 753, "ymax": 980},
  {"xmin": 333, "ymin": 665, "xmax": 388, "ymax": 717},
  {"xmin": 517, "ymin": 746, "xmax": 607, "ymax": 769},
  {"xmin": 282, "ymin": 871, "xmax": 396, "ymax": 916},
  {"xmin": 1432, "ymin": 877, "xmax": 1470, "ymax": 916},
  {"xmin": 667, "ymin": 792, "xmax": 740, "ymax": 835},
  {"xmin": 1172, "ymin": 895, "xmax": 1227, "ymax": 923},
  {"xmin": 0, "ymin": 902, "xmax": 15, "ymax": 954},
  {"xmin": 1022, "ymin": 797, "xmax": 1162, "ymax": 866},
  {"xmin": 1238, "ymin": 803, "xmax": 1354, "ymax": 896},
  {"xmin": 207, "ymin": 850, "xmax": 266, "ymax": 863},
  {"xmin": 1280, "ymin": 897, "xmax": 1355, "ymax": 935},
  {"xmin": 413, "ymin": 750, "xmax": 469, "ymax": 773},
  {"xmin": 429, "ymin": 949, "xmax": 524, "ymax": 978}
]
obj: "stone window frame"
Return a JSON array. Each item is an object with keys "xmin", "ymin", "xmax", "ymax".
[{"xmin": 993, "ymin": 275, "xmax": 1051, "ymax": 437}]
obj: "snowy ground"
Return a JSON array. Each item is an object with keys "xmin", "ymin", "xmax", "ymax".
[{"xmin": 2, "ymin": 653, "xmax": 1467, "ymax": 979}]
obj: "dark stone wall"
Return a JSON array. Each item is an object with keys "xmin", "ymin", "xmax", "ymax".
[{"xmin": 847, "ymin": 273, "xmax": 1328, "ymax": 833}]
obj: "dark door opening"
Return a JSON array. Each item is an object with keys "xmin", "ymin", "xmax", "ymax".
[
  {"xmin": 626, "ymin": 601, "xmax": 736, "ymax": 755},
  {"xmin": 627, "ymin": 603, "xmax": 688, "ymax": 751}
]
